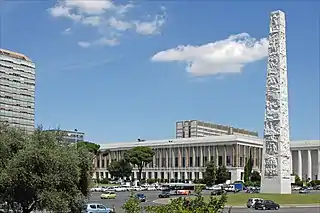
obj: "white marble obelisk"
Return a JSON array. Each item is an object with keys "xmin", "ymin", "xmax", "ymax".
[{"xmin": 260, "ymin": 10, "xmax": 292, "ymax": 194}]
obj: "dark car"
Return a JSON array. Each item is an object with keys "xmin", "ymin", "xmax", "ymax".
[
  {"xmin": 158, "ymin": 191, "xmax": 170, "ymax": 198},
  {"xmin": 211, "ymin": 189, "xmax": 225, "ymax": 196},
  {"xmin": 255, "ymin": 200, "xmax": 280, "ymax": 210},
  {"xmin": 135, "ymin": 193, "xmax": 146, "ymax": 202}
]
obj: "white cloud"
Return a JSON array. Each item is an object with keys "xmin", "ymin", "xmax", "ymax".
[
  {"xmin": 62, "ymin": 27, "xmax": 72, "ymax": 35},
  {"xmin": 134, "ymin": 14, "xmax": 165, "ymax": 35},
  {"xmin": 78, "ymin": 37, "xmax": 119, "ymax": 48},
  {"xmin": 48, "ymin": 0, "xmax": 166, "ymax": 47},
  {"xmin": 151, "ymin": 33, "xmax": 268, "ymax": 76}
]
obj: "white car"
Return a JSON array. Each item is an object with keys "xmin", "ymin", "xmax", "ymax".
[
  {"xmin": 115, "ymin": 187, "xmax": 127, "ymax": 192},
  {"xmin": 147, "ymin": 186, "xmax": 157, "ymax": 191},
  {"xmin": 133, "ymin": 186, "xmax": 143, "ymax": 191},
  {"xmin": 292, "ymin": 186, "xmax": 301, "ymax": 191}
]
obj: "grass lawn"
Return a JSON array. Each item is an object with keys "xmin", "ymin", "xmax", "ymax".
[{"xmin": 204, "ymin": 193, "xmax": 320, "ymax": 205}]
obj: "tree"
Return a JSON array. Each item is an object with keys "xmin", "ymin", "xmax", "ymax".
[
  {"xmin": 0, "ymin": 125, "xmax": 92, "ymax": 213},
  {"xmin": 144, "ymin": 186, "xmax": 228, "ymax": 213},
  {"xmin": 108, "ymin": 159, "xmax": 133, "ymax": 179},
  {"xmin": 250, "ymin": 171, "xmax": 261, "ymax": 182},
  {"xmin": 203, "ymin": 161, "xmax": 217, "ymax": 186},
  {"xmin": 243, "ymin": 150, "xmax": 254, "ymax": 182},
  {"xmin": 124, "ymin": 146, "xmax": 155, "ymax": 181},
  {"xmin": 122, "ymin": 192, "xmax": 142, "ymax": 213},
  {"xmin": 216, "ymin": 165, "xmax": 229, "ymax": 184}
]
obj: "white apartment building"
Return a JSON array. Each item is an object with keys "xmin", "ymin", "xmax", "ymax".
[
  {"xmin": 0, "ymin": 49, "xmax": 35, "ymax": 133},
  {"xmin": 93, "ymin": 136, "xmax": 320, "ymax": 182},
  {"xmin": 175, "ymin": 120, "xmax": 259, "ymax": 138}
]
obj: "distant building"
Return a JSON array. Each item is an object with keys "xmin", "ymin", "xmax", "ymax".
[
  {"xmin": 45, "ymin": 129, "xmax": 85, "ymax": 143},
  {"xmin": 175, "ymin": 120, "xmax": 258, "ymax": 138},
  {"xmin": 0, "ymin": 49, "xmax": 36, "ymax": 133}
]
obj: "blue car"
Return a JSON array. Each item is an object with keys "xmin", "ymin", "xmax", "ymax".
[
  {"xmin": 81, "ymin": 203, "xmax": 114, "ymax": 213},
  {"xmin": 135, "ymin": 193, "xmax": 146, "ymax": 202}
]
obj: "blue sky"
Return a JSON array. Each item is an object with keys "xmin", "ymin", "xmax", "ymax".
[{"xmin": 1, "ymin": 1, "xmax": 319, "ymax": 143}]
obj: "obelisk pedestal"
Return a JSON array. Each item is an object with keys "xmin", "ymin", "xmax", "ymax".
[{"xmin": 260, "ymin": 10, "xmax": 292, "ymax": 194}]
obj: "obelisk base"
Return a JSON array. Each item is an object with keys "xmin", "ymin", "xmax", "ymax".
[{"xmin": 260, "ymin": 177, "xmax": 292, "ymax": 194}]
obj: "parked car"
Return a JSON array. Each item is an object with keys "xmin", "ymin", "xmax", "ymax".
[
  {"xmin": 211, "ymin": 189, "xmax": 225, "ymax": 196},
  {"xmin": 299, "ymin": 188, "xmax": 310, "ymax": 194},
  {"xmin": 81, "ymin": 203, "xmax": 114, "ymax": 213},
  {"xmin": 177, "ymin": 190, "xmax": 191, "ymax": 195},
  {"xmin": 100, "ymin": 192, "xmax": 117, "ymax": 199},
  {"xmin": 136, "ymin": 193, "xmax": 146, "ymax": 202},
  {"xmin": 254, "ymin": 200, "xmax": 280, "ymax": 210},
  {"xmin": 246, "ymin": 198, "xmax": 263, "ymax": 208},
  {"xmin": 158, "ymin": 191, "xmax": 171, "ymax": 198}
]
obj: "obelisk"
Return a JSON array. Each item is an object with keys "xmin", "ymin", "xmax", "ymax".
[{"xmin": 260, "ymin": 10, "xmax": 292, "ymax": 194}]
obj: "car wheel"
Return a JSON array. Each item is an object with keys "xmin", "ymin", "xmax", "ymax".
[
  {"xmin": 275, "ymin": 206, "xmax": 279, "ymax": 210},
  {"xmin": 263, "ymin": 206, "xmax": 266, "ymax": 210}
]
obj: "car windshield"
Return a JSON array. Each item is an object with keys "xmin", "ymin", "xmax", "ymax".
[{"xmin": 137, "ymin": 194, "xmax": 144, "ymax": 197}]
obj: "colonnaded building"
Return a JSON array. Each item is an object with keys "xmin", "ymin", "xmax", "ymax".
[{"xmin": 93, "ymin": 135, "xmax": 320, "ymax": 182}]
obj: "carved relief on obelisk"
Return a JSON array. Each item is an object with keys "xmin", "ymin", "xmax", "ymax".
[{"xmin": 261, "ymin": 10, "xmax": 292, "ymax": 194}]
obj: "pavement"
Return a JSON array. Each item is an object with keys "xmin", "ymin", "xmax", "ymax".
[{"xmin": 89, "ymin": 190, "xmax": 320, "ymax": 213}]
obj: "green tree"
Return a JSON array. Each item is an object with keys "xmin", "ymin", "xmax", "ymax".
[
  {"xmin": 124, "ymin": 146, "xmax": 155, "ymax": 181},
  {"xmin": 203, "ymin": 161, "xmax": 217, "ymax": 186},
  {"xmin": 216, "ymin": 165, "xmax": 229, "ymax": 184},
  {"xmin": 122, "ymin": 192, "xmax": 142, "ymax": 213},
  {"xmin": 250, "ymin": 171, "xmax": 261, "ymax": 182},
  {"xmin": 108, "ymin": 159, "xmax": 133, "ymax": 179},
  {"xmin": 243, "ymin": 151, "xmax": 254, "ymax": 182},
  {"xmin": 0, "ymin": 126, "xmax": 92, "ymax": 213}
]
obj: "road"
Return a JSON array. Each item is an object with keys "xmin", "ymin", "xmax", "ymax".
[{"xmin": 88, "ymin": 191, "xmax": 320, "ymax": 213}]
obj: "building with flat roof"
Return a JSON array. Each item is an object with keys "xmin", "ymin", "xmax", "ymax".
[
  {"xmin": 0, "ymin": 49, "xmax": 35, "ymax": 133},
  {"xmin": 93, "ymin": 136, "xmax": 319, "ymax": 182},
  {"xmin": 175, "ymin": 120, "xmax": 259, "ymax": 138},
  {"xmin": 45, "ymin": 129, "xmax": 85, "ymax": 143}
]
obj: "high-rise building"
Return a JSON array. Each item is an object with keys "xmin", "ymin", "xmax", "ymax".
[
  {"xmin": 0, "ymin": 49, "xmax": 35, "ymax": 133},
  {"xmin": 44, "ymin": 129, "xmax": 85, "ymax": 144},
  {"xmin": 175, "ymin": 120, "xmax": 259, "ymax": 138}
]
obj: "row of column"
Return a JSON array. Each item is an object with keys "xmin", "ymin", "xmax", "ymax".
[
  {"xmin": 296, "ymin": 149, "xmax": 320, "ymax": 180},
  {"xmin": 95, "ymin": 144, "xmax": 262, "ymax": 170}
]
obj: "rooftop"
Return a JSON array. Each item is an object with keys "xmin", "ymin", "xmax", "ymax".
[
  {"xmin": 99, "ymin": 136, "xmax": 319, "ymax": 150},
  {"xmin": 0, "ymin": 49, "xmax": 32, "ymax": 62},
  {"xmin": 99, "ymin": 135, "xmax": 263, "ymax": 150}
]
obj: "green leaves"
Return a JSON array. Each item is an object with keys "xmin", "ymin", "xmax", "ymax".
[
  {"xmin": 203, "ymin": 161, "xmax": 217, "ymax": 186},
  {"xmin": 0, "ymin": 125, "xmax": 93, "ymax": 213},
  {"xmin": 107, "ymin": 159, "xmax": 133, "ymax": 179},
  {"xmin": 124, "ymin": 146, "xmax": 155, "ymax": 180}
]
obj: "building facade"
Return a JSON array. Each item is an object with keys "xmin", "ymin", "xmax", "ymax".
[
  {"xmin": 291, "ymin": 140, "xmax": 320, "ymax": 181},
  {"xmin": 175, "ymin": 120, "xmax": 259, "ymax": 138},
  {"xmin": 44, "ymin": 129, "xmax": 85, "ymax": 143},
  {"xmin": 0, "ymin": 49, "xmax": 35, "ymax": 133},
  {"xmin": 93, "ymin": 136, "xmax": 320, "ymax": 182},
  {"xmin": 94, "ymin": 135, "xmax": 264, "ymax": 183}
]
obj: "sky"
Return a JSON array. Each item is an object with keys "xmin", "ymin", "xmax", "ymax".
[{"xmin": 0, "ymin": 0, "xmax": 319, "ymax": 143}]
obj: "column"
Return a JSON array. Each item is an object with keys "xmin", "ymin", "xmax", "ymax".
[
  {"xmin": 192, "ymin": 147, "xmax": 196, "ymax": 167},
  {"xmin": 290, "ymin": 151, "xmax": 293, "ymax": 175},
  {"xmin": 208, "ymin": 145, "xmax": 211, "ymax": 162},
  {"xmin": 185, "ymin": 147, "xmax": 189, "ymax": 167},
  {"xmin": 160, "ymin": 149, "xmax": 163, "ymax": 168},
  {"xmin": 215, "ymin": 146, "xmax": 219, "ymax": 166},
  {"xmin": 298, "ymin": 150, "xmax": 302, "ymax": 179},
  {"xmin": 153, "ymin": 149, "xmax": 156, "ymax": 168},
  {"xmin": 166, "ymin": 149, "xmax": 169, "ymax": 168},
  {"xmin": 178, "ymin": 147, "xmax": 182, "ymax": 167},
  {"xmin": 307, "ymin": 150, "xmax": 312, "ymax": 180},
  {"xmin": 200, "ymin": 146, "xmax": 203, "ymax": 167},
  {"xmin": 223, "ymin": 145, "xmax": 227, "ymax": 166},
  {"xmin": 172, "ymin": 148, "xmax": 175, "ymax": 168},
  {"xmin": 236, "ymin": 145, "xmax": 240, "ymax": 167},
  {"xmin": 318, "ymin": 149, "xmax": 320, "ymax": 180}
]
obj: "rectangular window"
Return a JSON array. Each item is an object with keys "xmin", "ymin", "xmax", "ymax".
[
  {"xmin": 189, "ymin": 157, "xmax": 193, "ymax": 167},
  {"xmin": 175, "ymin": 157, "xmax": 178, "ymax": 167},
  {"xmin": 182, "ymin": 157, "xmax": 186, "ymax": 167},
  {"xmin": 218, "ymin": 156, "xmax": 223, "ymax": 166}
]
